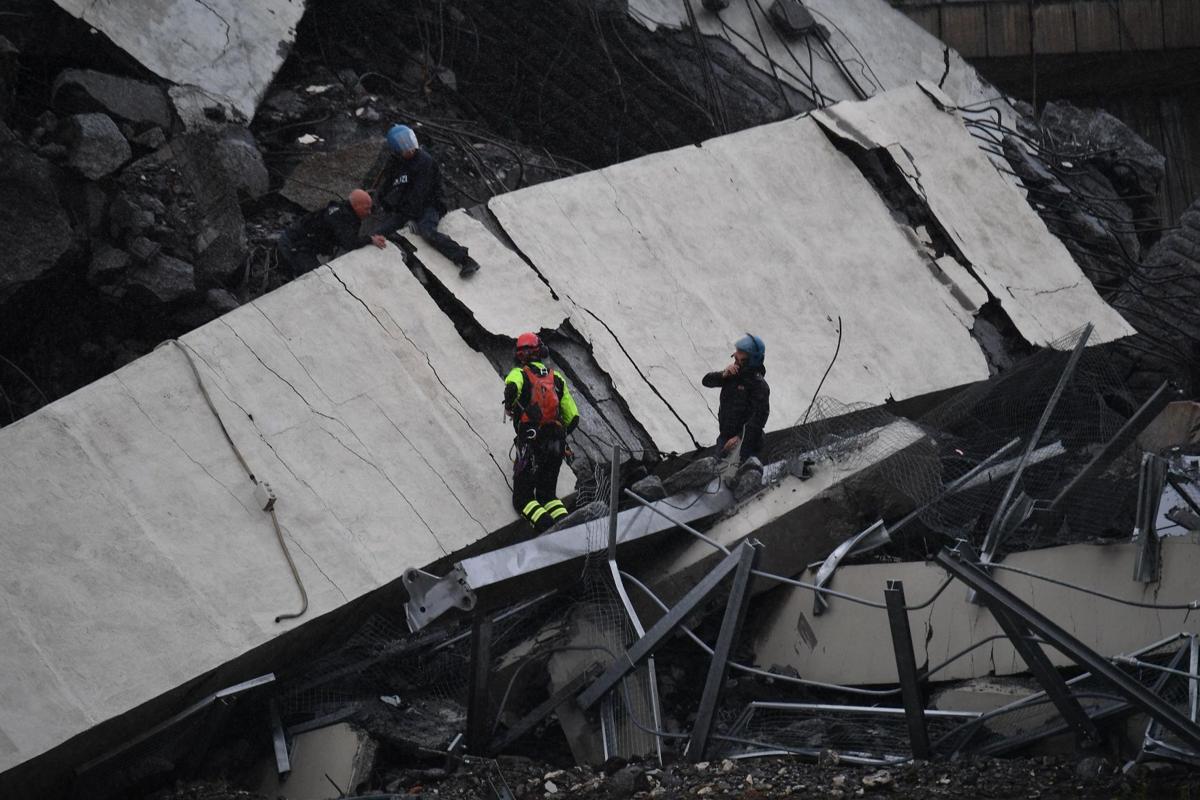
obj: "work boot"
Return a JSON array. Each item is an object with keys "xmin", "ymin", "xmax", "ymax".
[
  {"xmin": 458, "ymin": 255, "xmax": 480, "ymax": 276},
  {"xmin": 543, "ymin": 499, "xmax": 608, "ymax": 534}
]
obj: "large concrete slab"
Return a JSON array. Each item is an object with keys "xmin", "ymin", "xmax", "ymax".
[
  {"xmin": 0, "ymin": 244, "xmax": 520, "ymax": 776},
  {"xmin": 406, "ymin": 210, "xmax": 566, "ymax": 338},
  {"xmin": 51, "ymin": 0, "xmax": 305, "ymax": 120},
  {"xmin": 751, "ymin": 536, "xmax": 1200, "ymax": 685},
  {"xmin": 489, "ymin": 113, "xmax": 991, "ymax": 453},
  {"xmin": 629, "ymin": 0, "xmax": 1007, "ymax": 114},
  {"xmin": 814, "ymin": 83, "xmax": 1134, "ymax": 347}
]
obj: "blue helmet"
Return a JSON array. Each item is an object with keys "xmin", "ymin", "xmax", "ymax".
[
  {"xmin": 386, "ymin": 124, "xmax": 419, "ymax": 153},
  {"xmin": 734, "ymin": 333, "xmax": 765, "ymax": 368}
]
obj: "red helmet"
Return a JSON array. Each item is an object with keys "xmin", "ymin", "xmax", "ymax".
[{"xmin": 515, "ymin": 331, "xmax": 544, "ymax": 363}]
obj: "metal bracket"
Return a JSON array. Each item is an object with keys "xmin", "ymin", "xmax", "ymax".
[
  {"xmin": 404, "ymin": 565, "xmax": 476, "ymax": 630},
  {"xmin": 813, "ymin": 521, "xmax": 889, "ymax": 616}
]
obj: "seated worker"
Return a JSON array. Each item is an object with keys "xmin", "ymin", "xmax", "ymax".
[
  {"xmin": 701, "ymin": 333, "xmax": 770, "ymax": 464},
  {"xmin": 504, "ymin": 332, "xmax": 580, "ymax": 533},
  {"xmin": 277, "ymin": 189, "xmax": 386, "ymax": 277},
  {"xmin": 377, "ymin": 123, "xmax": 480, "ymax": 276}
]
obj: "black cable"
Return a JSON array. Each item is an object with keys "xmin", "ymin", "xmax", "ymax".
[{"xmin": 800, "ymin": 315, "xmax": 842, "ymax": 426}]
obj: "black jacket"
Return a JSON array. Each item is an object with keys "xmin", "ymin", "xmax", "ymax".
[
  {"xmin": 287, "ymin": 200, "xmax": 370, "ymax": 254},
  {"xmin": 379, "ymin": 148, "xmax": 445, "ymax": 221},
  {"xmin": 702, "ymin": 365, "xmax": 770, "ymax": 455}
]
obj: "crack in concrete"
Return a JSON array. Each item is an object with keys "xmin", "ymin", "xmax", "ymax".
[
  {"xmin": 275, "ymin": 518, "xmax": 348, "ymax": 603},
  {"xmin": 219, "ymin": 318, "xmax": 344, "ymax": 430},
  {"xmin": 318, "ymin": 424, "xmax": 448, "ymax": 555},
  {"xmin": 373, "ymin": 399, "xmax": 489, "ymax": 535},
  {"xmin": 191, "ymin": 0, "xmax": 233, "ymax": 52},
  {"xmin": 375, "ymin": 303, "xmax": 511, "ymax": 486},
  {"xmin": 186, "ymin": 342, "xmax": 381, "ymax": 565},
  {"xmin": 1007, "ymin": 281, "xmax": 1083, "ymax": 297},
  {"xmin": 573, "ymin": 298, "xmax": 701, "ymax": 449},
  {"xmin": 114, "ymin": 373, "xmax": 256, "ymax": 516},
  {"xmin": 250, "ymin": 304, "xmax": 339, "ymax": 408}
]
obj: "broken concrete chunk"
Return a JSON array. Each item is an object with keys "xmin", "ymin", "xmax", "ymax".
[
  {"xmin": 257, "ymin": 723, "xmax": 376, "ymax": 799},
  {"xmin": 128, "ymin": 253, "xmax": 195, "ymax": 302},
  {"xmin": 87, "ymin": 244, "xmax": 131, "ymax": 285},
  {"xmin": 281, "ymin": 140, "xmax": 381, "ymax": 211},
  {"xmin": 205, "ymin": 288, "xmax": 240, "ymax": 315},
  {"xmin": 131, "ymin": 126, "xmax": 167, "ymax": 150},
  {"xmin": 630, "ymin": 474, "xmax": 666, "ymax": 501},
  {"xmin": 52, "ymin": 69, "xmax": 173, "ymax": 130},
  {"xmin": 66, "ymin": 112, "xmax": 131, "ymax": 179},
  {"xmin": 0, "ymin": 142, "xmax": 72, "ymax": 293},
  {"xmin": 662, "ymin": 456, "xmax": 720, "ymax": 496},
  {"xmin": 213, "ymin": 126, "xmax": 269, "ymax": 199},
  {"xmin": 1040, "ymin": 101, "xmax": 1165, "ymax": 196}
]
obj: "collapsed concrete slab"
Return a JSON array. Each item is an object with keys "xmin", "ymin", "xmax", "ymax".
[
  {"xmin": 50, "ymin": 0, "xmax": 306, "ymax": 121},
  {"xmin": 0, "ymin": 244, "xmax": 523, "ymax": 781},
  {"xmin": 750, "ymin": 536, "xmax": 1200, "ymax": 686},
  {"xmin": 489, "ymin": 109, "xmax": 992, "ymax": 453},
  {"xmin": 814, "ymin": 83, "xmax": 1134, "ymax": 347}
]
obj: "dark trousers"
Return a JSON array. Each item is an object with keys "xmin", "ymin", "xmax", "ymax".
[
  {"xmin": 513, "ymin": 434, "xmax": 568, "ymax": 532},
  {"xmin": 716, "ymin": 431, "xmax": 761, "ymax": 464},
  {"xmin": 277, "ymin": 229, "xmax": 320, "ymax": 277},
  {"xmin": 384, "ymin": 207, "xmax": 470, "ymax": 265}
]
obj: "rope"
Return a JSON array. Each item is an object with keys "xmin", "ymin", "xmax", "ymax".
[{"xmin": 162, "ymin": 339, "xmax": 309, "ymax": 623}]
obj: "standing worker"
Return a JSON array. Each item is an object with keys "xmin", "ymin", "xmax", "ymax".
[
  {"xmin": 277, "ymin": 189, "xmax": 386, "ymax": 277},
  {"xmin": 377, "ymin": 123, "xmax": 480, "ymax": 276},
  {"xmin": 702, "ymin": 333, "xmax": 770, "ymax": 464},
  {"xmin": 504, "ymin": 332, "xmax": 580, "ymax": 533}
]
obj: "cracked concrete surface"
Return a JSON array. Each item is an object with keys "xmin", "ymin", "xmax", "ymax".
[
  {"xmin": 750, "ymin": 536, "xmax": 1200, "ymax": 685},
  {"xmin": 814, "ymin": 83, "xmax": 1134, "ymax": 347},
  {"xmin": 489, "ymin": 107, "xmax": 991, "ymax": 452},
  {"xmin": 51, "ymin": 0, "xmax": 305, "ymax": 120},
  {"xmin": 0, "ymin": 244, "xmax": 522, "ymax": 775}
]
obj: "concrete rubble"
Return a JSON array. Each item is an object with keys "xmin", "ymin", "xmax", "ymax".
[{"xmin": 2, "ymin": 0, "xmax": 1200, "ymax": 798}]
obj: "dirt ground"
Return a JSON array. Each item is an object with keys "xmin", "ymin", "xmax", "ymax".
[{"xmin": 156, "ymin": 753, "xmax": 1200, "ymax": 800}]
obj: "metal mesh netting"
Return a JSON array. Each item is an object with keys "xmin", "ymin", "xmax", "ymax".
[
  {"xmin": 774, "ymin": 327, "xmax": 1141, "ymax": 562},
  {"xmin": 716, "ymin": 703, "xmax": 979, "ymax": 763}
]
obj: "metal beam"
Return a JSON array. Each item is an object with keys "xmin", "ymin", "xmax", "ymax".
[
  {"xmin": 1133, "ymin": 453, "xmax": 1168, "ymax": 583},
  {"xmin": 466, "ymin": 615, "xmax": 494, "ymax": 755},
  {"xmin": 687, "ymin": 541, "xmax": 760, "ymax": 762},
  {"xmin": 884, "ymin": 580, "xmax": 931, "ymax": 759},
  {"xmin": 1048, "ymin": 381, "xmax": 1172, "ymax": 514},
  {"xmin": 980, "ymin": 323, "xmax": 1091, "ymax": 560},
  {"xmin": 490, "ymin": 665, "xmax": 602, "ymax": 753},
  {"xmin": 577, "ymin": 543, "xmax": 751, "ymax": 709},
  {"xmin": 405, "ymin": 480, "xmax": 733, "ymax": 631},
  {"xmin": 936, "ymin": 544, "xmax": 1200, "ymax": 751},
  {"xmin": 985, "ymin": 604, "xmax": 1101, "ymax": 747}
]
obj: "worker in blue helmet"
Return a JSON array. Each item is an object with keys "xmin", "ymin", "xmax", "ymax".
[
  {"xmin": 701, "ymin": 333, "xmax": 770, "ymax": 463},
  {"xmin": 374, "ymin": 123, "xmax": 479, "ymax": 276}
]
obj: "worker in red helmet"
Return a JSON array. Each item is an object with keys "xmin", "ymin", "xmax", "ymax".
[{"xmin": 503, "ymin": 332, "xmax": 580, "ymax": 533}]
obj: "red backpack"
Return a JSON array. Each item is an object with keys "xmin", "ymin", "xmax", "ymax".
[{"xmin": 520, "ymin": 364, "xmax": 560, "ymax": 429}]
